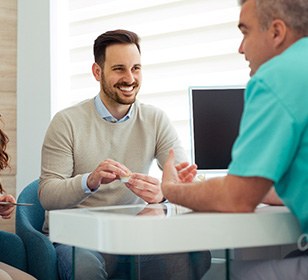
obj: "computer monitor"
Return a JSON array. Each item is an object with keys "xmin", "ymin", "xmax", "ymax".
[{"xmin": 189, "ymin": 86, "xmax": 244, "ymax": 174}]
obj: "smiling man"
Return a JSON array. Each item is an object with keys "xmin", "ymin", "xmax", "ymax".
[{"xmin": 39, "ymin": 30, "xmax": 211, "ymax": 280}]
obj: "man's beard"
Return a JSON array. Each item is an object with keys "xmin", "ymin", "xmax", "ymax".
[{"xmin": 101, "ymin": 75, "xmax": 140, "ymax": 105}]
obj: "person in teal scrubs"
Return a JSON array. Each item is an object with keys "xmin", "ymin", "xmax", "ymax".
[{"xmin": 161, "ymin": 0, "xmax": 308, "ymax": 279}]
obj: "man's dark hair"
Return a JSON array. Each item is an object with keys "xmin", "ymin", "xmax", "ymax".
[{"xmin": 94, "ymin": 29, "xmax": 141, "ymax": 66}]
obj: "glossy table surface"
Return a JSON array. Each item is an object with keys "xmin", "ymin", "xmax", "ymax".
[{"xmin": 49, "ymin": 203, "xmax": 302, "ymax": 255}]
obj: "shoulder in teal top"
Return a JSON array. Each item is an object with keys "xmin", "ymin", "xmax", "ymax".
[{"xmin": 229, "ymin": 38, "xmax": 308, "ymax": 234}]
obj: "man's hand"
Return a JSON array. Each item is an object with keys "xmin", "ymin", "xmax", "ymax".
[
  {"xmin": 162, "ymin": 149, "xmax": 197, "ymax": 185},
  {"xmin": 87, "ymin": 159, "xmax": 131, "ymax": 191},
  {"xmin": 0, "ymin": 194, "xmax": 16, "ymax": 219},
  {"xmin": 161, "ymin": 149, "xmax": 198, "ymax": 198},
  {"xmin": 176, "ymin": 161, "xmax": 198, "ymax": 183},
  {"xmin": 125, "ymin": 173, "xmax": 163, "ymax": 204}
]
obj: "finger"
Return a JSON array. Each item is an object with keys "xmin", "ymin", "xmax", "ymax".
[
  {"xmin": 1, "ymin": 213, "xmax": 13, "ymax": 219},
  {"xmin": 2, "ymin": 195, "xmax": 16, "ymax": 204},
  {"xmin": 178, "ymin": 163, "xmax": 197, "ymax": 175},
  {"xmin": 180, "ymin": 170, "xmax": 197, "ymax": 183},
  {"xmin": 163, "ymin": 149, "xmax": 175, "ymax": 174},
  {"xmin": 127, "ymin": 179, "xmax": 158, "ymax": 193},
  {"xmin": 0, "ymin": 206, "xmax": 15, "ymax": 218},
  {"xmin": 167, "ymin": 149, "xmax": 175, "ymax": 164},
  {"xmin": 88, "ymin": 160, "xmax": 130, "ymax": 187},
  {"xmin": 179, "ymin": 165, "xmax": 197, "ymax": 182},
  {"xmin": 127, "ymin": 186, "xmax": 163, "ymax": 204},
  {"xmin": 175, "ymin": 162, "xmax": 190, "ymax": 172},
  {"xmin": 178, "ymin": 164, "xmax": 197, "ymax": 177},
  {"xmin": 88, "ymin": 168, "xmax": 117, "ymax": 189},
  {"xmin": 104, "ymin": 159, "xmax": 131, "ymax": 176},
  {"xmin": 126, "ymin": 176, "xmax": 161, "ymax": 195},
  {"xmin": 130, "ymin": 173, "xmax": 159, "ymax": 186}
]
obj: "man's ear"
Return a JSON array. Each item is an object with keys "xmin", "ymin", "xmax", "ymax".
[
  {"xmin": 92, "ymin": 63, "xmax": 102, "ymax": 81},
  {"xmin": 270, "ymin": 19, "xmax": 287, "ymax": 49}
]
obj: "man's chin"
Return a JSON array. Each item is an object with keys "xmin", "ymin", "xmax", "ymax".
[{"xmin": 118, "ymin": 97, "xmax": 136, "ymax": 105}]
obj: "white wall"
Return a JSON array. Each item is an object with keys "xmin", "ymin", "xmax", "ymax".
[{"xmin": 16, "ymin": 0, "xmax": 51, "ymax": 194}]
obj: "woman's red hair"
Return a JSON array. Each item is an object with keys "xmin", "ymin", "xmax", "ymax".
[{"xmin": 0, "ymin": 125, "xmax": 9, "ymax": 193}]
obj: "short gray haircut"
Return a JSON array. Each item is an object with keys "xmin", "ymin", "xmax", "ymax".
[{"xmin": 239, "ymin": 0, "xmax": 308, "ymax": 36}]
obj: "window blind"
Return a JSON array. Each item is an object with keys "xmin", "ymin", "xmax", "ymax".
[{"xmin": 51, "ymin": 0, "xmax": 250, "ymax": 174}]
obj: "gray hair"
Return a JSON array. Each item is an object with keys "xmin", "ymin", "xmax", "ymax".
[{"xmin": 239, "ymin": 0, "xmax": 308, "ymax": 36}]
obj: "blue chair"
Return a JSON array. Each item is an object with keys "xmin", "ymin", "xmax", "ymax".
[
  {"xmin": 0, "ymin": 230, "xmax": 27, "ymax": 271},
  {"xmin": 16, "ymin": 179, "xmax": 59, "ymax": 280}
]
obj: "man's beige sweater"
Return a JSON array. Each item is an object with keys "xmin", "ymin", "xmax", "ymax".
[{"xmin": 39, "ymin": 98, "xmax": 187, "ymax": 233}]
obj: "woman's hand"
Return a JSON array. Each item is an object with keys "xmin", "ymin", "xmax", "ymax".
[{"xmin": 0, "ymin": 194, "xmax": 16, "ymax": 219}]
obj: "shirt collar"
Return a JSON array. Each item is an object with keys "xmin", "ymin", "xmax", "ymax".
[{"xmin": 94, "ymin": 94, "xmax": 133, "ymax": 123}]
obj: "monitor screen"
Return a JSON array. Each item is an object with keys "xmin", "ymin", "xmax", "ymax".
[{"xmin": 189, "ymin": 87, "xmax": 244, "ymax": 172}]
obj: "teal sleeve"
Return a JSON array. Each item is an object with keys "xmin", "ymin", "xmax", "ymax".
[{"xmin": 228, "ymin": 79, "xmax": 300, "ymax": 182}]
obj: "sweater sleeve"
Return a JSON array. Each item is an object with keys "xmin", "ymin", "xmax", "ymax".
[
  {"xmin": 154, "ymin": 109, "xmax": 188, "ymax": 169},
  {"xmin": 39, "ymin": 110, "xmax": 92, "ymax": 210}
]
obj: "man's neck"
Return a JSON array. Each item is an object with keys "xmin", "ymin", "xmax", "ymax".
[{"xmin": 100, "ymin": 95, "xmax": 131, "ymax": 120}]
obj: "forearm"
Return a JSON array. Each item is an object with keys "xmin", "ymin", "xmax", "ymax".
[
  {"xmin": 163, "ymin": 178, "xmax": 227, "ymax": 212},
  {"xmin": 163, "ymin": 177, "xmax": 247, "ymax": 212},
  {"xmin": 163, "ymin": 175, "xmax": 272, "ymax": 213},
  {"xmin": 39, "ymin": 118, "xmax": 90, "ymax": 210},
  {"xmin": 39, "ymin": 175, "xmax": 90, "ymax": 210}
]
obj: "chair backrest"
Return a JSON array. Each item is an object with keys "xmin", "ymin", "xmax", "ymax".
[
  {"xmin": 16, "ymin": 179, "xmax": 59, "ymax": 280},
  {"xmin": 0, "ymin": 230, "xmax": 27, "ymax": 271},
  {"xmin": 16, "ymin": 179, "xmax": 45, "ymax": 232}
]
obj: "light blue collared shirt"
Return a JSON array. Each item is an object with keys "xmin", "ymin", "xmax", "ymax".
[
  {"xmin": 94, "ymin": 94, "xmax": 133, "ymax": 123},
  {"xmin": 82, "ymin": 95, "xmax": 133, "ymax": 193}
]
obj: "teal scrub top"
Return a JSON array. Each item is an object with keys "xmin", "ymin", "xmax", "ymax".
[{"xmin": 228, "ymin": 38, "xmax": 308, "ymax": 234}]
